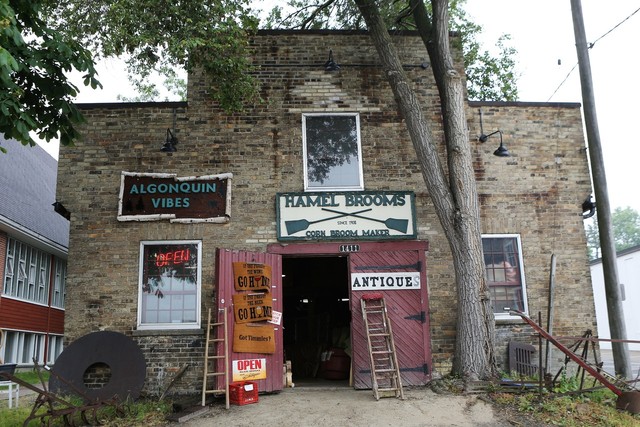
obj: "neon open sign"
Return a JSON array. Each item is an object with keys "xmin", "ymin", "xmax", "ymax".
[{"xmin": 155, "ymin": 249, "xmax": 191, "ymax": 267}]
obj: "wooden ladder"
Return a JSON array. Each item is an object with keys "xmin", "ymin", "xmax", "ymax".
[
  {"xmin": 201, "ymin": 307, "xmax": 230, "ymax": 408},
  {"xmin": 361, "ymin": 293, "xmax": 404, "ymax": 400}
]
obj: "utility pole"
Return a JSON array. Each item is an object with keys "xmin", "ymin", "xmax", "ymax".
[{"xmin": 570, "ymin": 0, "xmax": 631, "ymax": 378}]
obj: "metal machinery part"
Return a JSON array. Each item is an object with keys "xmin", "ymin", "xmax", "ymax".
[
  {"xmin": 513, "ymin": 311, "xmax": 640, "ymax": 415},
  {"xmin": 49, "ymin": 331, "xmax": 146, "ymax": 401}
]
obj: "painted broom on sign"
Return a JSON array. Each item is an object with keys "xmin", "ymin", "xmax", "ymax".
[{"xmin": 284, "ymin": 207, "xmax": 409, "ymax": 235}]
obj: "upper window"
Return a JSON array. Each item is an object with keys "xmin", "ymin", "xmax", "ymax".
[
  {"xmin": 482, "ymin": 235, "xmax": 528, "ymax": 318},
  {"xmin": 302, "ymin": 113, "xmax": 364, "ymax": 191},
  {"xmin": 3, "ymin": 237, "xmax": 54, "ymax": 305},
  {"xmin": 52, "ymin": 259, "xmax": 66, "ymax": 309},
  {"xmin": 138, "ymin": 240, "xmax": 201, "ymax": 330}
]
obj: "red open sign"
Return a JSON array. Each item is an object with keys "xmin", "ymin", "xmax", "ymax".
[{"xmin": 155, "ymin": 249, "xmax": 191, "ymax": 267}]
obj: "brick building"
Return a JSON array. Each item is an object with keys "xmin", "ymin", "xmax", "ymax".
[{"xmin": 56, "ymin": 30, "xmax": 596, "ymax": 396}]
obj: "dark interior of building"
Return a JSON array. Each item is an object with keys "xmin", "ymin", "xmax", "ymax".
[{"xmin": 282, "ymin": 256, "xmax": 351, "ymax": 385}]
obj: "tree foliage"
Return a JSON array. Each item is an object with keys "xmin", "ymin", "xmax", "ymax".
[
  {"xmin": 45, "ymin": 0, "xmax": 259, "ymax": 111},
  {"xmin": 586, "ymin": 206, "xmax": 640, "ymax": 259},
  {"xmin": 0, "ymin": 0, "xmax": 100, "ymax": 152},
  {"xmin": 265, "ymin": 0, "xmax": 519, "ymax": 101},
  {"xmin": 117, "ymin": 64, "xmax": 187, "ymax": 102}
]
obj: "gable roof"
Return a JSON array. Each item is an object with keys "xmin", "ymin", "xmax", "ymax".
[{"xmin": 0, "ymin": 135, "xmax": 69, "ymax": 256}]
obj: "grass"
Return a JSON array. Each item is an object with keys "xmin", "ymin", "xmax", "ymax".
[
  {"xmin": 0, "ymin": 370, "xmax": 173, "ymax": 427},
  {"xmin": 0, "ymin": 398, "xmax": 173, "ymax": 427},
  {"xmin": 487, "ymin": 372, "xmax": 640, "ymax": 426},
  {"xmin": 13, "ymin": 369, "xmax": 50, "ymax": 385}
]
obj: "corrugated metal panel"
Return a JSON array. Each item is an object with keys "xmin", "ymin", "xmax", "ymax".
[
  {"xmin": 215, "ymin": 249, "xmax": 283, "ymax": 392},
  {"xmin": 350, "ymin": 249, "xmax": 431, "ymax": 389}
]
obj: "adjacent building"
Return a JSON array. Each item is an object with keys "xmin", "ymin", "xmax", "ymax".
[
  {"xmin": 0, "ymin": 136, "xmax": 68, "ymax": 366},
  {"xmin": 591, "ymin": 244, "xmax": 640, "ymax": 351}
]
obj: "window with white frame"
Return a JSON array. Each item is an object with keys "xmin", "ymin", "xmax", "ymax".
[
  {"xmin": 47, "ymin": 335, "xmax": 64, "ymax": 364},
  {"xmin": 52, "ymin": 259, "xmax": 67, "ymax": 308},
  {"xmin": 1, "ymin": 331, "xmax": 47, "ymax": 365},
  {"xmin": 3, "ymin": 238, "xmax": 54, "ymax": 305},
  {"xmin": 302, "ymin": 113, "xmax": 364, "ymax": 191},
  {"xmin": 482, "ymin": 235, "xmax": 528, "ymax": 317},
  {"xmin": 138, "ymin": 240, "xmax": 201, "ymax": 330}
]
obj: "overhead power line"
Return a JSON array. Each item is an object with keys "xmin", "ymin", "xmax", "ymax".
[{"xmin": 546, "ymin": 6, "xmax": 640, "ymax": 102}]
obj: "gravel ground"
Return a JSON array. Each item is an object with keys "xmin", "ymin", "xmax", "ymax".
[{"xmin": 174, "ymin": 386, "xmax": 526, "ymax": 427}]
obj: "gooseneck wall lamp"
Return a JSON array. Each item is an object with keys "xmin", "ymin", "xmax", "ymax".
[
  {"xmin": 477, "ymin": 109, "xmax": 510, "ymax": 157},
  {"xmin": 161, "ymin": 128, "xmax": 178, "ymax": 152},
  {"xmin": 479, "ymin": 130, "xmax": 510, "ymax": 157},
  {"xmin": 161, "ymin": 108, "xmax": 179, "ymax": 152},
  {"xmin": 324, "ymin": 49, "xmax": 340, "ymax": 72}
]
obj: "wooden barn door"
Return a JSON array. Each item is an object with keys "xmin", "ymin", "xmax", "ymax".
[
  {"xmin": 215, "ymin": 249, "xmax": 283, "ymax": 392},
  {"xmin": 349, "ymin": 247, "xmax": 431, "ymax": 389}
]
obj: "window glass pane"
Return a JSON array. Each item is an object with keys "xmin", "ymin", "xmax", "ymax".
[
  {"xmin": 139, "ymin": 242, "xmax": 200, "ymax": 329},
  {"xmin": 184, "ymin": 310, "xmax": 196, "ymax": 323},
  {"xmin": 483, "ymin": 236, "xmax": 526, "ymax": 315},
  {"xmin": 3, "ymin": 239, "xmax": 54, "ymax": 304},
  {"xmin": 158, "ymin": 295, "xmax": 171, "ymax": 310},
  {"xmin": 304, "ymin": 114, "xmax": 362, "ymax": 190},
  {"xmin": 4, "ymin": 332, "xmax": 17, "ymax": 364},
  {"xmin": 158, "ymin": 311, "xmax": 170, "ymax": 323}
]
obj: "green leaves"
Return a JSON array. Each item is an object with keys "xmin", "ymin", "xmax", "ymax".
[
  {"xmin": 464, "ymin": 34, "xmax": 519, "ymax": 101},
  {"xmin": 47, "ymin": 0, "xmax": 259, "ymax": 110},
  {"xmin": 0, "ymin": 0, "xmax": 101, "ymax": 149},
  {"xmin": 585, "ymin": 206, "xmax": 640, "ymax": 259},
  {"xmin": 265, "ymin": 0, "xmax": 520, "ymax": 102}
]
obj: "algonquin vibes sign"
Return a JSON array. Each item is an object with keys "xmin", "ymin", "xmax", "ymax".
[{"xmin": 118, "ymin": 171, "xmax": 232, "ymax": 223}]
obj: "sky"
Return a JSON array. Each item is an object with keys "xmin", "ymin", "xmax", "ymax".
[{"xmin": 40, "ymin": 0, "xmax": 640, "ymax": 214}]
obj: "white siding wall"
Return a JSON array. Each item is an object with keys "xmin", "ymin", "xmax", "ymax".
[{"xmin": 590, "ymin": 247, "xmax": 640, "ymax": 351}]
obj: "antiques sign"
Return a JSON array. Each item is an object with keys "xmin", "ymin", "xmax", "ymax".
[
  {"xmin": 276, "ymin": 191, "xmax": 416, "ymax": 241},
  {"xmin": 351, "ymin": 272, "xmax": 421, "ymax": 291},
  {"xmin": 118, "ymin": 171, "xmax": 232, "ymax": 223}
]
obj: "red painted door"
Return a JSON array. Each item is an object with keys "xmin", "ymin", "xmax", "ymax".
[
  {"xmin": 349, "ymin": 248, "xmax": 431, "ymax": 389},
  {"xmin": 215, "ymin": 249, "xmax": 283, "ymax": 392}
]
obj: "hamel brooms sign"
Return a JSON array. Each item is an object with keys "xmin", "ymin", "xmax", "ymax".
[{"xmin": 276, "ymin": 191, "xmax": 416, "ymax": 241}]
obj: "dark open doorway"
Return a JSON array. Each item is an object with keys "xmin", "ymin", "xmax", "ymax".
[{"xmin": 282, "ymin": 256, "xmax": 351, "ymax": 386}]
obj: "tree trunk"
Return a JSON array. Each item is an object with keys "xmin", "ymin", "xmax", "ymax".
[{"xmin": 354, "ymin": 0, "xmax": 496, "ymax": 380}]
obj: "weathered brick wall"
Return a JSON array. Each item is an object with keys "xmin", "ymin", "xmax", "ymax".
[
  {"xmin": 57, "ymin": 30, "xmax": 595, "ymax": 394},
  {"xmin": 471, "ymin": 101, "xmax": 595, "ymax": 373}
]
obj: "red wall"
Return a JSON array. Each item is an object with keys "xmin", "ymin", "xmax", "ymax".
[{"xmin": 0, "ymin": 298, "xmax": 64, "ymax": 334}]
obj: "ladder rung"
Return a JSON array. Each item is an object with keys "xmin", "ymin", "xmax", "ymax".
[
  {"xmin": 202, "ymin": 307, "xmax": 230, "ymax": 408},
  {"xmin": 362, "ymin": 296, "xmax": 404, "ymax": 401},
  {"xmin": 203, "ymin": 389, "xmax": 225, "ymax": 394}
]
